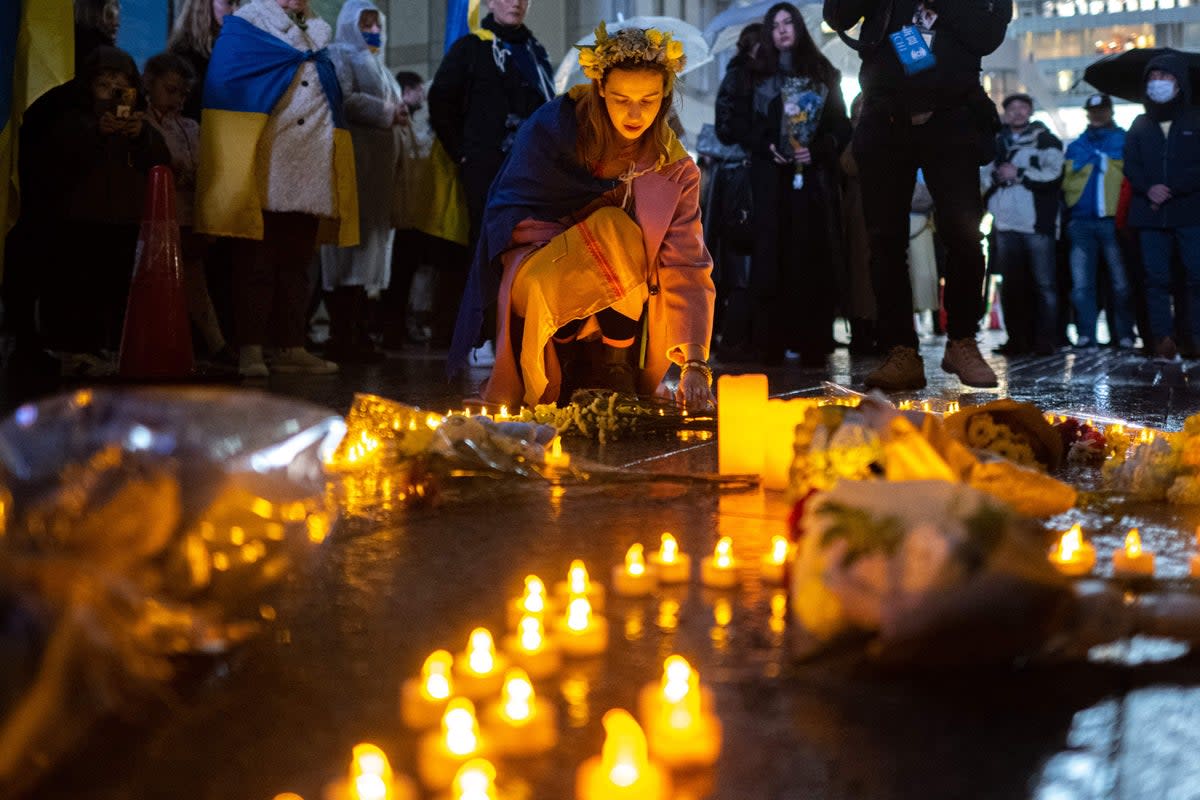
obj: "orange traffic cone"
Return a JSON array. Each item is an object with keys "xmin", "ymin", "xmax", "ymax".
[{"xmin": 118, "ymin": 165, "xmax": 194, "ymax": 378}]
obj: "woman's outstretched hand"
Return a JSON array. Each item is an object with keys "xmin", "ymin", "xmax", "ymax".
[{"xmin": 676, "ymin": 368, "xmax": 715, "ymax": 412}]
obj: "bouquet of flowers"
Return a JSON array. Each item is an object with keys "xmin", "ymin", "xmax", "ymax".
[
  {"xmin": 790, "ymin": 479, "xmax": 1200, "ymax": 665},
  {"xmin": 943, "ymin": 399, "xmax": 1064, "ymax": 471},
  {"xmin": 779, "ymin": 76, "xmax": 827, "ymax": 190},
  {"xmin": 0, "ymin": 389, "xmax": 342, "ymax": 796}
]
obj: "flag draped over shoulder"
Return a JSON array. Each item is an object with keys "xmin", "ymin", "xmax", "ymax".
[
  {"xmin": 444, "ymin": 0, "xmax": 482, "ymax": 53},
  {"xmin": 0, "ymin": 0, "xmax": 73, "ymax": 277},
  {"xmin": 195, "ymin": 15, "xmax": 358, "ymax": 246}
]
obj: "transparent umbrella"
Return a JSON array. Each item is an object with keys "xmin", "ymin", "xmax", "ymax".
[{"xmin": 554, "ymin": 15, "xmax": 713, "ymax": 94}]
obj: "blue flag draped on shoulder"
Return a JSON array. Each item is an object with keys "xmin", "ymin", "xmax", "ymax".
[
  {"xmin": 444, "ymin": 0, "xmax": 481, "ymax": 51},
  {"xmin": 1, "ymin": 0, "xmax": 73, "ymax": 278},
  {"xmin": 195, "ymin": 15, "xmax": 358, "ymax": 246}
]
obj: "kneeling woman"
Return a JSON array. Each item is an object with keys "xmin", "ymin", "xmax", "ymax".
[{"xmin": 448, "ymin": 25, "xmax": 715, "ymax": 410}]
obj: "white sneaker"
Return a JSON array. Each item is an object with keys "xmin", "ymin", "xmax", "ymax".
[
  {"xmin": 270, "ymin": 346, "xmax": 338, "ymax": 375},
  {"xmin": 470, "ymin": 340, "xmax": 496, "ymax": 366},
  {"xmin": 239, "ymin": 345, "xmax": 269, "ymax": 378}
]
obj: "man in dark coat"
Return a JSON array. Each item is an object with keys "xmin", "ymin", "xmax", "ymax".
[
  {"xmin": 429, "ymin": 0, "xmax": 554, "ymax": 245},
  {"xmin": 1124, "ymin": 52, "xmax": 1200, "ymax": 359},
  {"xmin": 824, "ymin": 0, "xmax": 1010, "ymax": 390}
]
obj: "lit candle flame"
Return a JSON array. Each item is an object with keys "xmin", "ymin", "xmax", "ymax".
[
  {"xmin": 662, "ymin": 655, "xmax": 693, "ymax": 704},
  {"xmin": 443, "ymin": 698, "xmax": 479, "ymax": 757},
  {"xmin": 566, "ymin": 596, "xmax": 592, "ymax": 633},
  {"xmin": 1125, "ymin": 528, "xmax": 1142, "ymax": 558},
  {"xmin": 518, "ymin": 615, "xmax": 544, "ymax": 653},
  {"xmin": 498, "ymin": 405, "xmax": 509, "ymax": 419},
  {"xmin": 426, "ymin": 413, "xmax": 443, "ymax": 429},
  {"xmin": 567, "ymin": 560, "xmax": 590, "ymax": 595},
  {"xmin": 625, "ymin": 543, "xmax": 646, "ymax": 577},
  {"xmin": 501, "ymin": 668, "xmax": 535, "ymax": 724},
  {"xmin": 452, "ymin": 758, "xmax": 497, "ymax": 800},
  {"xmin": 768, "ymin": 535, "xmax": 789, "ymax": 565},
  {"xmin": 353, "ymin": 774, "xmax": 388, "ymax": 800},
  {"xmin": 600, "ymin": 710, "xmax": 648, "ymax": 788},
  {"xmin": 713, "ymin": 537, "xmax": 734, "ymax": 569},
  {"xmin": 521, "ymin": 575, "xmax": 546, "ymax": 614},
  {"xmin": 1056, "ymin": 523, "xmax": 1083, "ymax": 561},
  {"xmin": 421, "ymin": 650, "xmax": 454, "ymax": 701},
  {"xmin": 467, "ymin": 628, "xmax": 496, "ymax": 675},
  {"xmin": 659, "ymin": 533, "xmax": 679, "ymax": 564},
  {"xmin": 349, "ymin": 743, "xmax": 393, "ymax": 800}
]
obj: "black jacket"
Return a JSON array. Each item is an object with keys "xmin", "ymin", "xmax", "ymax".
[
  {"xmin": 823, "ymin": 0, "xmax": 1009, "ymax": 111},
  {"xmin": 428, "ymin": 14, "xmax": 554, "ymax": 168},
  {"xmin": 1124, "ymin": 53, "xmax": 1200, "ymax": 229}
]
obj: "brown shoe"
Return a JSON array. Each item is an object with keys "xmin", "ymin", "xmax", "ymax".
[
  {"xmin": 942, "ymin": 337, "xmax": 998, "ymax": 388},
  {"xmin": 864, "ymin": 345, "xmax": 926, "ymax": 391},
  {"xmin": 1154, "ymin": 336, "xmax": 1179, "ymax": 360}
]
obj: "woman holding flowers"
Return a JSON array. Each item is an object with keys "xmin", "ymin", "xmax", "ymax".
[
  {"xmin": 716, "ymin": 2, "xmax": 850, "ymax": 365},
  {"xmin": 448, "ymin": 25, "xmax": 716, "ymax": 410}
]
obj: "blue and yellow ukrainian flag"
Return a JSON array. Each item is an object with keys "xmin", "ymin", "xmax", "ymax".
[
  {"xmin": 0, "ymin": 0, "xmax": 73, "ymax": 278},
  {"xmin": 195, "ymin": 15, "xmax": 358, "ymax": 246},
  {"xmin": 444, "ymin": 0, "xmax": 482, "ymax": 52}
]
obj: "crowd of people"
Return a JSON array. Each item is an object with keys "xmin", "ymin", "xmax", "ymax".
[{"xmin": 2, "ymin": 0, "xmax": 1198, "ymax": 400}]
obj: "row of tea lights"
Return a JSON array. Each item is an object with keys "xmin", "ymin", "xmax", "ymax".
[
  {"xmin": 1048, "ymin": 522, "xmax": 1200, "ymax": 578},
  {"xmin": 298, "ymin": 554, "xmax": 745, "ymax": 800}
]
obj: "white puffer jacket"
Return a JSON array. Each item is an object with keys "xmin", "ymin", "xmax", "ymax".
[{"xmin": 235, "ymin": 0, "xmax": 335, "ymax": 217}]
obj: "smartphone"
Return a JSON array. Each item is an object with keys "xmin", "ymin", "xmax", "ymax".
[{"xmin": 115, "ymin": 87, "xmax": 136, "ymax": 119}]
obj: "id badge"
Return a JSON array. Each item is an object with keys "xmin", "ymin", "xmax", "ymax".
[{"xmin": 889, "ymin": 25, "xmax": 937, "ymax": 75}]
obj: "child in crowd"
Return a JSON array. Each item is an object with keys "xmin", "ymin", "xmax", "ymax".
[
  {"xmin": 42, "ymin": 46, "xmax": 171, "ymax": 375},
  {"xmin": 143, "ymin": 52, "xmax": 231, "ymax": 363}
]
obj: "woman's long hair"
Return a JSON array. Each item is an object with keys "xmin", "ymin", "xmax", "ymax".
[
  {"xmin": 168, "ymin": 0, "xmax": 221, "ymax": 58},
  {"xmin": 575, "ymin": 62, "xmax": 676, "ymax": 170},
  {"xmin": 754, "ymin": 2, "xmax": 837, "ymax": 88},
  {"xmin": 75, "ymin": 0, "xmax": 120, "ymax": 40}
]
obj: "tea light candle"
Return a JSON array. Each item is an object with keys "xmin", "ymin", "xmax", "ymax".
[
  {"xmin": 1048, "ymin": 523, "xmax": 1096, "ymax": 577},
  {"xmin": 448, "ymin": 759, "xmax": 498, "ymax": 800},
  {"xmin": 637, "ymin": 656, "xmax": 721, "ymax": 769},
  {"xmin": 575, "ymin": 709, "xmax": 671, "ymax": 800},
  {"xmin": 417, "ymin": 698, "xmax": 486, "ymax": 791},
  {"xmin": 501, "ymin": 614, "xmax": 562, "ymax": 680},
  {"xmin": 760, "ymin": 535, "xmax": 791, "ymax": 584},
  {"xmin": 555, "ymin": 596, "xmax": 609, "ymax": 657},
  {"xmin": 554, "ymin": 559, "xmax": 606, "ymax": 612},
  {"xmin": 453, "ymin": 629, "xmax": 508, "ymax": 700},
  {"xmin": 481, "ymin": 668, "xmax": 559, "ymax": 757},
  {"xmin": 401, "ymin": 650, "xmax": 455, "ymax": 729},
  {"xmin": 612, "ymin": 544, "xmax": 657, "ymax": 597},
  {"xmin": 507, "ymin": 575, "xmax": 550, "ymax": 631},
  {"xmin": 717, "ymin": 374, "xmax": 768, "ymax": 477},
  {"xmin": 647, "ymin": 533, "xmax": 691, "ymax": 584},
  {"xmin": 700, "ymin": 537, "xmax": 739, "ymax": 590},
  {"xmin": 545, "ymin": 437, "xmax": 571, "ymax": 468},
  {"xmin": 323, "ymin": 743, "xmax": 416, "ymax": 800},
  {"xmin": 1113, "ymin": 527, "xmax": 1155, "ymax": 577}
]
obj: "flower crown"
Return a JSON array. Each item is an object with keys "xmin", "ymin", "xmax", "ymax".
[{"xmin": 577, "ymin": 22, "xmax": 686, "ymax": 82}]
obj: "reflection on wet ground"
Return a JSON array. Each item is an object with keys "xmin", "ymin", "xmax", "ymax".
[{"xmin": 18, "ymin": 331, "xmax": 1200, "ymax": 799}]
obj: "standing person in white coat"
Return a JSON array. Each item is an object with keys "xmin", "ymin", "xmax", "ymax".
[
  {"xmin": 319, "ymin": 0, "xmax": 404, "ymax": 364},
  {"xmin": 197, "ymin": 0, "xmax": 358, "ymax": 377}
]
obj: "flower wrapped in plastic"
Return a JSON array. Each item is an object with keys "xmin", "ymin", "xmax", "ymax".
[
  {"xmin": 790, "ymin": 479, "xmax": 1200, "ymax": 666},
  {"xmin": 0, "ymin": 388, "xmax": 344, "ymax": 796},
  {"xmin": 1103, "ymin": 435, "xmax": 1180, "ymax": 501},
  {"xmin": 943, "ymin": 399, "xmax": 1064, "ymax": 471}
]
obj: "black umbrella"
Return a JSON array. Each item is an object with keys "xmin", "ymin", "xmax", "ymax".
[{"xmin": 1083, "ymin": 47, "xmax": 1200, "ymax": 105}]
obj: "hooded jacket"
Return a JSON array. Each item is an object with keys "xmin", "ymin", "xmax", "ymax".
[
  {"xmin": 428, "ymin": 13, "xmax": 554, "ymax": 167},
  {"xmin": 981, "ymin": 120, "xmax": 1063, "ymax": 235},
  {"xmin": 1123, "ymin": 52, "xmax": 1200, "ymax": 229},
  {"xmin": 1063, "ymin": 123, "xmax": 1125, "ymax": 218}
]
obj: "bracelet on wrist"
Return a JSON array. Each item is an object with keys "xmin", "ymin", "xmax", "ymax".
[{"xmin": 680, "ymin": 360, "xmax": 713, "ymax": 388}]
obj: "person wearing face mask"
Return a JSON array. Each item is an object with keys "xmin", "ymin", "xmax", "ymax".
[
  {"xmin": 196, "ymin": 0, "xmax": 359, "ymax": 377},
  {"xmin": 1123, "ymin": 54, "xmax": 1200, "ymax": 360},
  {"xmin": 429, "ymin": 0, "xmax": 555, "ymax": 367},
  {"xmin": 317, "ymin": 0, "xmax": 406, "ymax": 364}
]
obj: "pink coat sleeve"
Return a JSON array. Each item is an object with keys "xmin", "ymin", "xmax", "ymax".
[{"xmin": 655, "ymin": 159, "xmax": 715, "ymax": 362}]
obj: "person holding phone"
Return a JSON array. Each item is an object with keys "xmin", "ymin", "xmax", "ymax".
[{"xmin": 39, "ymin": 46, "xmax": 171, "ymax": 376}]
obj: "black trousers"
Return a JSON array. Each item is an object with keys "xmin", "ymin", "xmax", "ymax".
[{"xmin": 854, "ymin": 100, "xmax": 987, "ymax": 349}]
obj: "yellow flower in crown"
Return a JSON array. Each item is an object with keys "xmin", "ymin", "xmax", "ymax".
[{"xmin": 576, "ymin": 21, "xmax": 687, "ymax": 83}]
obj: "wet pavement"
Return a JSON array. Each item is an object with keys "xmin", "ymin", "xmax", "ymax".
[{"xmin": 13, "ymin": 330, "xmax": 1200, "ymax": 800}]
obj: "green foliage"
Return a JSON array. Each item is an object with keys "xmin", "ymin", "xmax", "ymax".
[{"xmin": 817, "ymin": 501, "xmax": 904, "ymax": 566}]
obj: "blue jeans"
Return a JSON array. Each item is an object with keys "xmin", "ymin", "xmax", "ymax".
[
  {"xmin": 1069, "ymin": 217, "xmax": 1135, "ymax": 342},
  {"xmin": 1140, "ymin": 225, "xmax": 1200, "ymax": 345},
  {"xmin": 995, "ymin": 230, "xmax": 1058, "ymax": 351}
]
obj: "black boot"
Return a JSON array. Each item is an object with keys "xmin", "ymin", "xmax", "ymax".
[
  {"xmin": 596, "ymin": 343, "xmax": 637, "ymax": 395},
  {"xmin": 554, "ymin": 339, "xmax": 585, "ymax": 406}
]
